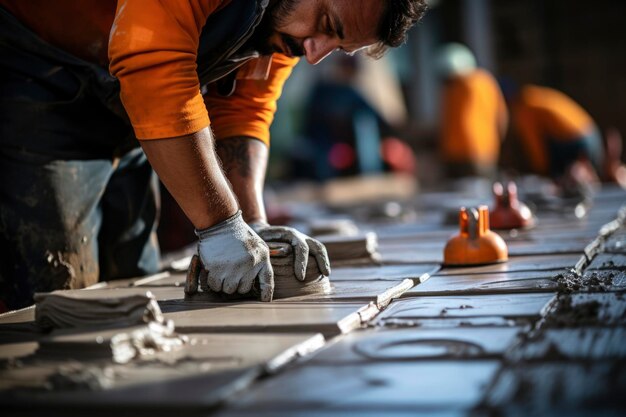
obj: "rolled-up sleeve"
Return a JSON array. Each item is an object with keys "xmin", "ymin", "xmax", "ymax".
[{"xmin": 109, "ymin": 0, "xmax": 224, "ymax": 139}]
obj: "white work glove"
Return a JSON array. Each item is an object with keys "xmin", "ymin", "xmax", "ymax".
[
  {"xmin": 249, "ymin": 222, "xmax": 331, "ymax": 280},
  {"xmin": 196, "ymin": 211, "xmax": 273, "ymax": 301}
]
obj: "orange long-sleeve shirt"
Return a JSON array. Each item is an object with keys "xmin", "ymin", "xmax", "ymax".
[
  {"xmin": 440, "ymin": 69, "xmax": 508, "ymax": 166},
  {"xmin": 512, "ymin": 85, "xmax": 595, "ymax": 174},
  {"xmin": 0, "ymin": 0, "xmax": 297, "ymax": 144}
]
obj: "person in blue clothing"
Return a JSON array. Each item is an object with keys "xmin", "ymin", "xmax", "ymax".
[{"xmin": 297, "ymin": 55, "xmax": 413, "ymax": 180}]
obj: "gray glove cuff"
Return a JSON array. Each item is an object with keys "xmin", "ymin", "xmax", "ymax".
[{"xmin": 195, "ymin": 210, "xmax": 243, "ymax": 240}]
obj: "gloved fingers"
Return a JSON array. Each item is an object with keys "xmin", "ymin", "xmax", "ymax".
[
  {"xmin": 206, "ymin": 270, "xmax": 227, "ymax": 293},
  {"xmin": 255, "ymin": 228, "xmax": 289, "ymax": 243},
  {"xmin": 199, "ymin": 268, "xmax": 210, "ymax": 293},
  {"xmin": 290, "ymin": 233, "xmax": 310, "ymax": 281},
  {"xmin": 257, "ymin": 227, "xmax": 308, "ymax": 281},
  {"xmin": 237, "ymin": 270, "xmax": 257, "ymax": 295},
  {"xmin": 222, "ymin": 267, "xmax": 248, "ymax": 294},
  {"xmin": 306, "ymin": 237, "xmax": 331, "ymax": 276},
  {"xmin": 258, "ymin": 263, "xmax": 274, "ymax": 302}
]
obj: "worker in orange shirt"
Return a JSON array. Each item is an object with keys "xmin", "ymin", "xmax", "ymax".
[
  {"xmin": 0, "ymin": 0, "xmax": 428, "ymax": 310},
  {"xmin": 437, "ymin": 43, "xmax": 508, "ymax": 179},
  {"xmin": 502, "ymin": 82, "xmax": 604, "ymax": 189}
]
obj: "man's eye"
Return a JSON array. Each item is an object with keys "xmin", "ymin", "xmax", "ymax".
[{"xmin": 324, "ymin": 15, "xmax": 333, "ymax": 34}]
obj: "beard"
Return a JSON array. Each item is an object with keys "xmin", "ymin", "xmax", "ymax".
[{"xmin": 248, "ymin": 0, "xmax": 304, "ymax": 57}]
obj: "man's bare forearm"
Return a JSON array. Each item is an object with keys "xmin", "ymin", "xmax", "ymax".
[
  {"xmin": 216, "ymin": 136, "xmax": 268, "ymax": 224},
  {"xmin": 140, "ymin": 127, "xmax": 238, "ymax": 230}
]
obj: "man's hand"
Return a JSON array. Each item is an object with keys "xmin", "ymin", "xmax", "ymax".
[
  {"xmin": 213, "ymin": 136, "xmax": 330, "ymax": 280},
  {"xmin": 197, "ymin": 211, "xmax": 274, "ymax": 301},
  {"xmin": 249, "ymin": 222, "xmax": 331, "ymax": 281}
]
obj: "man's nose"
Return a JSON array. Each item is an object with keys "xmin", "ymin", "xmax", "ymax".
[{"xmin": 303, "ymin": 36, "xmax": 338, "ymax": 65}]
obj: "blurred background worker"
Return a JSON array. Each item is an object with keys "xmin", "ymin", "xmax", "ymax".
[
  {"xmin": 295, "ymin": 55, "xmax": 416, "ymax": 181},
  {"xmin": 436, "ymin": 43, "xmax": 508, "ymax": 179},
  {"xmin": 502, "ymin": 82, "xmax": 604, "ymax": 190}
]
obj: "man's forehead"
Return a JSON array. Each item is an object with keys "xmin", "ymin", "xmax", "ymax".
[{"xmin": 327, "ymin": 0, "xmax": 384, "ymax": 48}]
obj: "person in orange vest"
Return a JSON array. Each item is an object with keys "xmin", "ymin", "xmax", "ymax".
[
  {"xmin": 0, "ymin": 0, "xmax": 428, "ymax": 310},
  {"xmin": 502, "ymin": 81, "xmax": 604, "ymax": 190},
  {"xmin": 436, "ymin": 43, "xmax": 508, "ymax": 179}
]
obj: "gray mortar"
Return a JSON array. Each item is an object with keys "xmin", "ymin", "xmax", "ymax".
[{"xmin": 553, "ymin": 270, "xmax": 615, "ymax": 293}]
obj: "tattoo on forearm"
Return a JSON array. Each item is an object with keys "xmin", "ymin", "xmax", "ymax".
[{"xmin": 216, "ymin": 136, "xmax": 254, "ymax": 177}]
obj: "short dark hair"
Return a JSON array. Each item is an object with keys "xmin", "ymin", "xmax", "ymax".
[{"xmin": 368, "ymin": 0, "xmax": 428, "ymax": 58}]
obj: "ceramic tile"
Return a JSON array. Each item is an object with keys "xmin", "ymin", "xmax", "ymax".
[
  {"xmin": 406, "ymin": 270, "xmax": 562, "ymax": 296},
  {"xmin": 489, "ymin": 409, "xmax": 624, "ymax": 417},
  {"xmin": 604, "ymin": 230, "xmax": 626, "ymax": 254},
  {"xmin": 392, "ymin": 317, "xmax": 520, "ymax": 328},
  {"xmin": 306, "ymin": 327, "xmax": 522, "ymax": 363},
  {"xmin": 0, "ymin": 306, "xmax": 42, "ymax": 345},
  {"xmin": 484, "ymin": 362, "xmax": 626, "ymax": 412},
  {"xmin": 515, "ymin": 217, "xmax": 609, "ymax": 234},
  {"xmin": 412, "ymin": 189, "xmax": 490, "ymax": 211},
  {"xmin": 316, "ymin": 232, "xmax": 381, "ymax": 264},
  {"xmin": 224, "ymin": 360, "xmax": 500, "ymax": 411},
  {"xmin": 373, "ymin": 226, "xmax": 455, "ymax": 242},
  {"xmin": 435, "ymin": 254, "xmax": 581, "ymax": 276},
  {"xmin": 273, "ymin": 279, "xmax": 414, "ymax": 309},
  {"xmin": 0, "ymin": 341, "xmax": 38, "ymax": 360},
  {"xmin": 586, "ymin": 253, "xmax": 626, "ymax": 270},
  {"xmin": 0, "ymin": 306, "xmax": 35, "ymax": 324},
  {"xmin": 1, "ymin": 333, "xmax": 325, "ymax": 409},
  {"xmin": 37, "ymin": 329, "xmax": 323, "ymax": 371},
  {"xmin": 161, "ymin": 301, "xmax": 374, "ymax": 338},
  {"xmin": 215, "ymin": 411, "xmax": 468, "ymax": 417},
  {"xmin": 376, "ymin": 234, "xmax": 448, "ymax": 247},
  {"xmin": 378, "ymin": 243, "xmax": 444, "ymax": 263},
  {"xmin": 0, "ymin": 323, "xmax": 43, "ymax": 345},
  {"xmin": 378, "ymin": 293, "xmax": 556, "ymax": 322},
  {"xmin": 330, "ymin": 264, "xmax": 439, "ymax": 282},
  {"xmin": 500, "ymin": 226, "xmax": 602, "ymax": 247},
  {"xmin": 1, "ymin": 365, "xmax": 261, "ymax": 411},
  {"xmin": 505, "ymin": 240, "xmax": 587, "ymax": 256},
  {"xmin": 592, "ymin": 185, "xmax": 626, "ymax": 201}
]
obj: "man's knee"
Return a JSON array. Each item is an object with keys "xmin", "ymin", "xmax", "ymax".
[
  {"xmin": 0, "ymin": 210, "xmax": 100, "ymax": 309},
  {"xmin": 0, "ymin": 154, "xmax": 106, "ymax": 308}
]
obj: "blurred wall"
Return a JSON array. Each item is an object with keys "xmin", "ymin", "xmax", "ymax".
[{"xmin": 492, "ymin": 0, "xmax": 626, "ymax": 141}]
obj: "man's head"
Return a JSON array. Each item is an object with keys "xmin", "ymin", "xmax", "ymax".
[
  {"xmin": 254, "ymin": 0, "xmax": 427, "ymax": 65},
  {"xmin": 435, "ymin": 43, "xmax": 477, "ymax": 80}
]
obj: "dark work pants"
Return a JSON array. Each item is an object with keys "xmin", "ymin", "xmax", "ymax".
[{"xmin": 0, "ymin": 8, "xmax": 160, "ymax": 310}]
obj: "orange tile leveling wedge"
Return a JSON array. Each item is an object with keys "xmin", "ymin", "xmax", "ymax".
[{"xmin": 444, "ymin": 205, "xmax": 508, "ymax": 266}]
